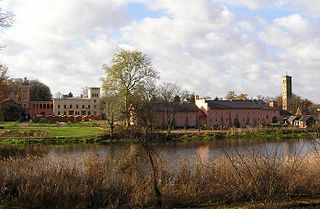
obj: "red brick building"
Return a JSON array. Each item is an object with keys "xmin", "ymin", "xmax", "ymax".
[
  {"xmin": 195, "ymin": 97, "xmax": 280, "ymax": 128},
  {"xmin": 21, "ymin": 78, "xmax": 53, "ymax": 118}
]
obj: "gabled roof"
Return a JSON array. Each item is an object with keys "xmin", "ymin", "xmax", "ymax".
[
  {"xmin": 298, "ymin": 115, "xmax": 315, "ymax": 122},
  {"xmin": 153, "ymin": 102, "xmax": 199, "ymax": 112},
  {"xmin": 288, "ymin": 115, "xmax": 300, "ymax": 123},
  {"xmin": 280, "ymin": 110, "xmax": 293, "ymax": 117},
  {"xmin": 206, "ymin": 100, "xmax": 278, "ymax": 110}
]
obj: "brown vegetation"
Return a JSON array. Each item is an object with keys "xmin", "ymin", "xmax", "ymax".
[{"xmin": 1, "ymin": 145, "xmax": 320, "ymax": 208}]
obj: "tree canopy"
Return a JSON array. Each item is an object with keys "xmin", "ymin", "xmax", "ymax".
[
  {"xmin": 29, "ymin": 80, "xmax": 52, "ymax": 101},
  {"xmin": 102, "ymin": 49, "xmax": 159, "ymax": 125}
]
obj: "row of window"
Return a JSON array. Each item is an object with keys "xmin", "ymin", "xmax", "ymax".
[
  {"xmin": 32, "ymin": 103, "xmax": 53, "ymax": 109},
  {"xmin": 57, "ymin": 111, "xmax": 97, "ymax": 116},
  {"xmin": 92, "ymin": 94, "xmax": 99, "ymax": 97},
  {"xmin": 210, "ymin": 118, "xmax": 263, "ymax": 123},
  {"xmin": 57, "ymin": 104, "xmax": 97, "ymax": 109}
]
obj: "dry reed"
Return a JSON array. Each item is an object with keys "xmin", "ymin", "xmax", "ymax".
[{"xmin": 1, "ymin": 145, "xmax": 320, "ymax": 208}]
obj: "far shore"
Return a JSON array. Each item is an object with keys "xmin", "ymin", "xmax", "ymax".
[{"xmin": 0, "ymin": 121, "xmax": 318, "ymax": 145}]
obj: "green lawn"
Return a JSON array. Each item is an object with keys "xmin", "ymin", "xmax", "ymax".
[
  {"xmin": 0, "ymin": 122, "xmax": 107, "ymax": 138},
  {"xmin": 34, "ymin": 127, "xmax": 104, "ymax": 137}
]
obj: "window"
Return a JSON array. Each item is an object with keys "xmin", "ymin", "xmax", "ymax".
[
  {"xmin": 40, "ymin": 104, "xmax": 42, "ymax": 109},
  {"xmin": 94, "ymin": 111, "xmax": 96, "ymax": 115},
  {"xmin": 24, "ymin": 104, "xmax": 26, "ymax": 108},
  {"xmin": 33, "ymin": 104, "xmax": 35, "ymax": 108},
  {"xmin": 64, "ymin": 105, "xmax": 66, "ymax": 109},
  {"xmin": 82, "ymin": 105, "xmax": 85, "ymax": 108},
  {"xmin": 51, "ymin": 104, "xmax": 53, "ymax": 108},
  {"xmin": 266, "ymin": 115, "xmax": 269, "ymax": 119},
  {"xmin": 94, "ymin": 99, "xmax": 96, "ymax": 103},
  {"xmin": 88, "ymin": 105, "xmax": 90, "ymax": 109},
  {"xmin": 70, "ymin": 105, "xmax": 72, "ymax": 109},
  {"xmin": 58, "ymin": 105, "xmax": 60, "ymax": 109},
  {"xmin": 43, "ymin": 104, "xmax": 46, "ymax": 109},
  {"xmin": 64, "ymin": 111, "xmax": 67, "ymax": 115},
  {"xmin": 58, "ymin": 111, "xmax": 60, "ymax": 115},
  {"xmin": 88, "ymin": 111, "xmax": 91, "ymax": 115},
  {"xmin": 47, "ymin": 104, "xmax": 50, "ymax": 108},
  {"xmin": 76, "ymin": 105, "xmax": 79, "ymax": 109}
]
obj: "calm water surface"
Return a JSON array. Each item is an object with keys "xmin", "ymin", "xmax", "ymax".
[{"xmin": 0, "ymin": 138, "xmax": 319, "ymax": 161}]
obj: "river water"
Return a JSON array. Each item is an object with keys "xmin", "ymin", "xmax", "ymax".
[{"xmin": 0, "ymin": 138, "xmax": 319, "ymax": 161}]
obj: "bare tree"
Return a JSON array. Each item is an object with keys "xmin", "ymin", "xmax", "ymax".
[
  {"xmin": 236, "ymin": 93, "xmax": 248, "ymax": 100},
  {"xmin": 81, "ymin": 87, "xmax": 89, "ymax": 98},
  {"xmin": 225, "ymin": 91, "xmax": 237, "ymax": 100},
  {"xmin": 0, "ymin": 64, "xmax": 11, "ymax": 102},
  {"xmin": 54, "ymin": 92, "xmax": 63, "ymax": 99},
  {"xmin": 102, "ymin": 93, "xmax": 122, "ymax": 137},
  {"xmin": 129, "ymin": 85, "xmax": 162, "ymax": 207},
  {"xmin": 157, "ymin": 82, "xmax": 181, "ymax": 134},
  {"xmin": 0, "ymin": 7, "xmax": 13, "ymax": 49}
]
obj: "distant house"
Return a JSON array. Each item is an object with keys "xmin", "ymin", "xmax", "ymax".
[
  {"xmin": 195, "ymin": 97, "xmax": 280, "ymax": 128},
  {"xmin": 296, "ymin": 115, "xmax": 316, "ymax": 129},
  {"xmin": 280, "ymin": 110, "xmax": 293, "ymax": 124},
  {"xmin": 288, "ymin": 115, "xmax": 300, "ymax": 127}
]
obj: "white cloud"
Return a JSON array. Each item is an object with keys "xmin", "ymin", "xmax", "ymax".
[
  {"xmin": 1, "ymin": 0, "xmax": 320, "ymax": 103},
  {"xmin": 0, "ymin": 0, "xmax": 130, "ymax": 95}
]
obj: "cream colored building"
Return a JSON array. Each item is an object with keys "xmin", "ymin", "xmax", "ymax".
[
  {"xmin": 282, "ymin": 75, "xmax": 292, "ymax": 112},
  {"xmin": 52, "ymin": 87, "xmax": 101, "ymax": 116}
]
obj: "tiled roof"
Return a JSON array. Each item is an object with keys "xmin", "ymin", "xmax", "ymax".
[
  {"xmin": 153, "ymin": 102, "xmax": 199, "ymax": 112},
  {"xmin": 206, "ymin": 100, "xmax": 277, "ymax": 110},
  {"xmin": 280, "ymin": 110, "xmax": 292, "ymax": 117},
  {"xmin": 298, "ymin": 115, "xmax": 315, "ymax": 122},
  {"xmin": 288, "ymin": 115, "xmax": 300, "ymax": 123}
]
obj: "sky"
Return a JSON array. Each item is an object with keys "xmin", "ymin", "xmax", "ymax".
[{"xmin": 1, "ymin": 0, "xmax": 320, "ymax": 102}]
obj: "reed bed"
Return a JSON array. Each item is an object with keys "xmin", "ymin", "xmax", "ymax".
[{"xmin": 1, "ymin": 145, "xmax": 320, "ymax": 208}]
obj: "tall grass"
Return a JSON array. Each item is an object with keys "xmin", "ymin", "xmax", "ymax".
[{"xmin": 1, "ymin": 144, "xmax": 320, "ymax": 208}]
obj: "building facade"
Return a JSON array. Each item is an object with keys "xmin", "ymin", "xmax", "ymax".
[
  {"xmin": 29, "ymin": 101, "xmax": 54, "ymax": 117},
  {"xmin": 152, "ymin": 103, "xmax": 201, "ymax": 128},
  {"xmin": 195, "ymin": 97, "xmax": 280, "ymax": 128},
  {"xmin": 21, "ymin": 78, "xmax": 102, "ymax": 119},
  {"xmin": 51, "ymin": 87, "xmax": 101, "ymax": 117}
]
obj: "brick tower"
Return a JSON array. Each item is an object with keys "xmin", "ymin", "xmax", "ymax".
[{"xmin": 282, "ymin": 75, "xmax": 292, "ymax": 112}]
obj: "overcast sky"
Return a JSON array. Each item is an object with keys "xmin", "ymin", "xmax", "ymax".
[{"xmin": 1, "ymin": 0, "xmax": 320, "ymax": 102}]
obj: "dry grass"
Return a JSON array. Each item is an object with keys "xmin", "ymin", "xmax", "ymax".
[{"xmin": 1, "ymin": 144, "xmax": 320, "ymax": 209}]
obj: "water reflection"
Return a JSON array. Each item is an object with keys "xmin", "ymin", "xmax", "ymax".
[{"xmin": 0, "ymin": 138, "xmax": 319, "ymax": 161}]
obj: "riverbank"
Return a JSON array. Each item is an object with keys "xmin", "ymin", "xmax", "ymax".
[
  {"xmin": 170, "ymin": 127, "xmax": 317, "ymax": 142},
  {"xmin": 0, "ymin": 122, "xmax": 318, "ymax": 144}
]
